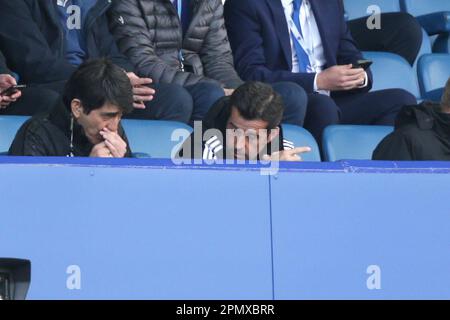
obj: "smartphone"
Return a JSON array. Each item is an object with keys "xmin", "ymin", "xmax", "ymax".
[
  {"xmin": 352, "ymin": 59, "xmax": 373, "ymax": 70},
  {"xmin": 0, "ymin": 84, "xmax": 27, "ymax": 97}
]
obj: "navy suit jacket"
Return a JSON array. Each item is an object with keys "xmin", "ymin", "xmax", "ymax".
[{"xmin": 224, "ymin": 0, "xmax": 373, "ymax": 94}]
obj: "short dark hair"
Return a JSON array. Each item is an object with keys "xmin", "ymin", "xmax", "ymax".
[
  {"xmin": 441, "ymin": 78, "xmax": 450, "ymax": 110},
  {"xmin": 63, "ymin": 59, "xmax": 134, "ymax": 115},
  {"xmin": 229, "ymin": 82, "xmax": 284, "ymax": 129}
]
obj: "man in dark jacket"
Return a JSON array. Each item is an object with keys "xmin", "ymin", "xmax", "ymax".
[
  {"xmin": 178, "ymin": 82, "xmax": 311, "ymax": 162},
  {"xmin": 0, "ymin": 0, "xmax": 192, "ymax": 123},
  {"xmin": 373, "ymin": 78, "xmax": 450, "ymax": 161},
  {"xmin": 9, "ymin": 59, "xmax": 133, "ymax": 158},
  {"xmin": 108, "ymin": 0, "xmax": 308, "ymax": 126},
  {"xmin": 1, "ymin": 50, "xmax": 60, "ymax": 116}
]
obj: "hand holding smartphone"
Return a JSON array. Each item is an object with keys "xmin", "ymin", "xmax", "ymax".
[
  {"xmin": 352, "ymin": 59, "xmax": 373, "ymax": 70},
  {"xmin": 0, "ymin": 84, "xmax": 27, "ymax": 97}
]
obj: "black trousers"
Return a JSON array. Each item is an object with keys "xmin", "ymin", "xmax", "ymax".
[
  {"xmin": 0, "ymin": 87, "xmax": 60, "ymax": 116},
  {"xmin": 304, "ymin": 89, "xmax": 417, "ymax": 147},
  {"xmin": 348, "ymin": 12, "xmax": 423, "ymax": 66}
]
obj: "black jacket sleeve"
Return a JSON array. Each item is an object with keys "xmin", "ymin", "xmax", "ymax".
[
  {"xmin": 199, "ymin": 0, "xmax": 243, "ymax": 89},
  {"xmin": 0, "ymin": 0, "xmax": 77, "ymax": 84},
  {"xmin": 372, "ymin": 132, "xmax": 413, "ymax": 161},
  {"xmin": 0, "ymin": 50, "xmax": 12, "ymax": 75},
  {"xmin": 8, "ymin": 120, "xmax": 52, "ymax": 157}
]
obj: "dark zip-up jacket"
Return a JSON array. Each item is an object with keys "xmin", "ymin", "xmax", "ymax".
[
  {"xmin": 9, "ymin": 100, "xmax": 132, "ymax": 157},
  {"xmin": 0, "ymin": 0, "xmax": 133, "ymax": 85},
  {"xmin": 373, "ymin": 102, "xmax": 450, "ymax": 161}
]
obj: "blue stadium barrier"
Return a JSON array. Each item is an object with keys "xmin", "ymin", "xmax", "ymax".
[
  {"xmin": 282, "ymin": 125, "xmax": 321, "ymax": 162},
  {"xmin": 362, "ymin": 51, "xmax": 421, "ymax": 99},
  {"xmin": 401, "ymin": 0, "xmax": 450, "ymax": 53},
  {"xmin": 417, "ymin": 54, "xmax": 450, "ymax": 101},
  {"xmin": 270, "ymin": 161, "xmax": 450, "ymax": 299},
  {"xmin": 322, "ymin": 125, "xmax": 393, "ymax": 162},
  {"xmin": 1, "ymin": 157, "xmax": 450, "ymax": 299},
  {"xmin": 121, "ymin": 119, "xmax": 192, "ymax": 159}
]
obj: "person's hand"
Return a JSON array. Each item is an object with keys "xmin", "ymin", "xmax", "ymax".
[
  {"xmin": 90, "ymin": 142, "xmax": 113, "ymax": 158},
  {"xmin": 224, "ymin": 88, "xmax": 234, "ymax": 96},
  {"xmin": 0, "ymin": 74, "xmax": 21, "ymax": 109},
  {"xmin": 316, "ymin": 64, "xmax": 366, "ymax": 91},
  {"xmin": 126, "ymin": 72, "xmax": 155, "ymax": 109},
  {"xmin": 99, "ymin": 127, "xmax": 127, "ymax": 158},
  {"xmin": 262, "ymin": 147, "xmax": 311, "ymax": 162}
]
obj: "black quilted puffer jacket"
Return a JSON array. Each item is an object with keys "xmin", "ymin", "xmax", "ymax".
[{"xmin": 108, "ymin": 0, "xmax": 243, "ymax": 88}]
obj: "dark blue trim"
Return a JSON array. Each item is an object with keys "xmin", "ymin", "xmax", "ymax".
[{"xmin": 1, "ymin": 156, "xmax": 450, "ymax": 174}]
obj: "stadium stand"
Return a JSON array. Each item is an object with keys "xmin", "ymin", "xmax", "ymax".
[
  {"xmin": 322, "ymin": 125, "xmax": 394, "ymax": 161},
  {"xmin": 1, "ymin": 0, "xmax": 450, "ymax": 301},
  {"xmin": 400, "ymin": 0, "xmax": 450, "ymax": 53},
  {"xmin": 362, "ymin": 51, "xmax": 421, "ymax": 99},
  {"xmin": 281, "ymin": 124, "xmax": 321, "ymax": 162},
  {"xmin": 121, "ymin": 120, "xmax": 193, "ymax": 159},
  {"xmin": 417, "ymin": 53, "xmax": 450, "ymax": 101}
]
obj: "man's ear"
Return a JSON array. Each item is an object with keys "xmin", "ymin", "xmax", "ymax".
[
  {"xmin": 71, "ymin": 99, "xmax": 83, "ymax": 119},
  {"xmin": 268, "ymin": 127, "xmax": 280, "ymax": 143}
]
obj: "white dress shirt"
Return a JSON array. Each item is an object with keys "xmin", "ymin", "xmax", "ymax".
[{"xmin": 280, "ymin": 0, "xmax": 367, "ymax": 94}]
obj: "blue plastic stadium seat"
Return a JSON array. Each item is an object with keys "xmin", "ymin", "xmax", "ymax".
[
  {"xmin": 282, "ymin": 124, "xmax": 321, "ymax": 162},
  {"xmin": 121, "ymin": 119, "xmax": 193, "ymax": 159},
  {"xmin": 417, "ymin": 54, "xmax": 450, "ymax": 102},
  {"xmin": 322, "ymin": 125, "xmax": 394, "ymax": 162},
  {"xmin": 433, "ymin": 34, "xmax": 450, "ymax": 54},
  {"xmin": 401, "ymin": 0, "xmax": 450, "ymax": 53},
  {"xmin": 414, "ymin": 29, "xmax": 433, "ymax": 68},
  {"xmin": 344, "ymin": 0, "xmax": 401, "ymax": 20},
  {"xmin": 0, "ymin": 115, "xmax": 30, "ymax": 155},
  {"xmin": 0, "ymin": 117, "xmax": 193, "ymax": 159},
  {"xmin": 362, "ymin": 51, "xmax": 421, "ymax": 99}
]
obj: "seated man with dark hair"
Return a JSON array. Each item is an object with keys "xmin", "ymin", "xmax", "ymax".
[
  {"xmin": 373, "ymin": 78, "xmax": 450, "ymax": 161},
  {"xmin": 9, "ymin": 59, "xmax": 134, "ymax": 158},
  {"xmin": 178, "ymin": 82, "xmax": 310, "ymax": 162}
]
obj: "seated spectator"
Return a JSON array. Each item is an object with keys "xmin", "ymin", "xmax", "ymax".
[
  {"xmin": 224, "ymin": 0, "xmax": 417, "ymax": 145},
  {"xmin": 178, "ymin": 82, "xmax": 311, "ymax": 162},
  {"xmin": 9, "ymin": 59, "xmax": 133, "ymax": 158},
  {"xmin": 0, "ymin": 50, "xmax": 59, "ymax": 116},
  {"xmin": 0, "ymin": 0, "xmax": 192, "ymax": 124},
  {"xmin": 348, "ymin": 12, "xmax": 423, "ymax": 66},
  {"xmin": 373, "ymin": 78, "xmax": 450, "ymax": 161},
  {"xmin": 108, "ymin": 0, "xmax": 308, "ymax": 126}
]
